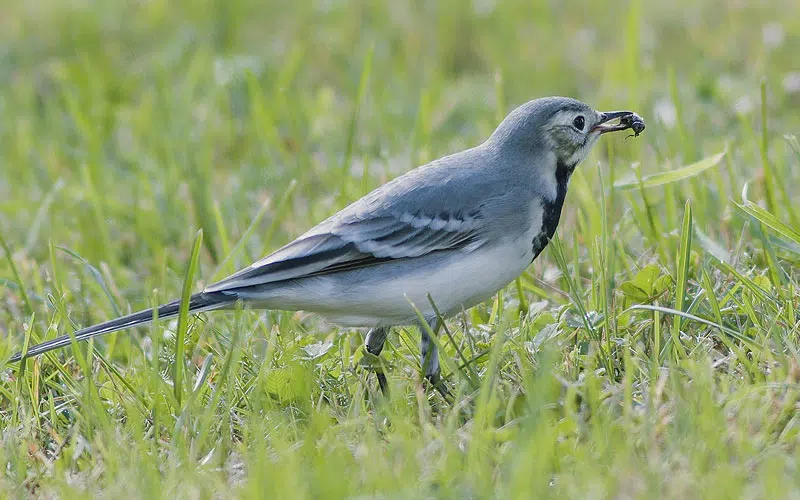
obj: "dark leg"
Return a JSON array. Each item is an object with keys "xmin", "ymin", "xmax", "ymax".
[
  {"xmin": 419, "ymin": 317, "xmax": 441, "ymax": 384},
  {"xmin": 365, "ymin": 327, "xmax": 390, "ymax": 394},
  {"xmin": 420, "ymin": 318, "xmax": 453, "ymax": 400},
  {"xmin": 365, "ymin": 327, "xmax": 389, "ymax": 356}
]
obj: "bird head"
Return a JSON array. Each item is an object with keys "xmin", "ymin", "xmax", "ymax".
[{"xmin": 489, "ymin": 96, "xmax": 642, "ymax": 172}]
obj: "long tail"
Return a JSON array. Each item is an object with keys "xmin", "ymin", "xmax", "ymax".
[{"xmin": 8, "ymin": 292, "xmax": 231, "ymax": 362}]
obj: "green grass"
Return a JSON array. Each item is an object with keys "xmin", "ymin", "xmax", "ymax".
[{"xmin": 2, "ymin": 0, "xmax": 800, "ymax": 497}]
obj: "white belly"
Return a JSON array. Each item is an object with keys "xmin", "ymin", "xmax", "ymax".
[
  {"xmin": 238, "ymin": 238, "xmax": 535, "ymax": 327},
  {"xmin": 324, "ymin": 242, "xmax": 533, "ymax": 326}
]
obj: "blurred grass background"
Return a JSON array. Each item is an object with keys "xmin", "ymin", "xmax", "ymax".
[{"xmin": 1, "ymin": 0, "xmax": 800, "ymax": 497}]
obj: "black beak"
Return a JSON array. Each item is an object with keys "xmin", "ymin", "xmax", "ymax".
[{"xmin": 592, "ymin": 110, "xmax": 639, "ymax": 134}]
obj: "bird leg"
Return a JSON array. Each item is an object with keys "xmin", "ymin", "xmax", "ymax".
[
  {"xmin": 364, "ymin": 326, "xmax": 390, "ymax": 394},
  {"xmin": 364, "ymin": 319, "xmax": 446, "ymax": 396},
  {"xmin": 419, "ymin": 316, "xmax": 441, "ymax": 385}
]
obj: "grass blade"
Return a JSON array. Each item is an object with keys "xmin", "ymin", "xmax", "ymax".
[
  {"xmin": 174, "ymin": 229, "xmax": 204, "ymax": 407},
  {"xmin": 337, "ymin": 45, "xmax": 373, "ymax": 204},
  {"xmin": 669, "ymin": 200, "xmax": 692, "ymax": 358},
  {"xmin": 614, "ymin": 150, "xmax": 726, "ymax": 190},
  {"xmin": 0, "ymin": 230, "xmax": 33, "ymax": 318},
  {"xmin": 426, "ymin": 293, "xmax": 479, "ymax": 389},
  {"xmin": 24, "ymin": 178, "xmax": 64, "ymax": 253},
  {"xmin": 782, "ymin": 135, "xmax": 800, "ymax": 227},
  {"xmin": 56, "ymin": 245, "xmax": 122, "ymax": 317},
  {"xmin": 14, "ymin": 314, "xmax": 35, "ymax": 383},
  {"xmin": 406, "ymin": 296, "xmax": 473, "ymax": 394},
  {"xmin": 549, "ymin": 234, "xmax": 611, "ymax": 373},
  {"xmin": 735, "ymin": 201, "xmax": 800, "ymax": 248},
  {"xmin": 210, "ymin": 194, "xmax": 273, "ymax": 280},
  {"xmin": 759, "ymin": 80, "xmax": 777, "ymax": 214},
  {"xmin": 257, "ymin": 179, "xmax": 298, "ymax": 261},
  {"xmin": 627, "ymin": 304, "xmax": 759, "ymax": 352}
]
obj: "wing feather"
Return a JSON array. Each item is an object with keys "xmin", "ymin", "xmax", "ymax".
[{"xmin": 204, "ymin": 211, "xmax": 481, "ymax": 292}]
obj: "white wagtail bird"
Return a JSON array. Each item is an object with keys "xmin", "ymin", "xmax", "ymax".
[{"xmin": 10, "ymin": 96, "xmax": 644, "ymax": 390}]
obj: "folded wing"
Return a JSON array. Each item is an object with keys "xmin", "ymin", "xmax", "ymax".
[{"xmin": 204, "ymin": 211, "xmax": 482, "ymax": 293}]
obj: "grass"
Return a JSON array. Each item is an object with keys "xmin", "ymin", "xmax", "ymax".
[{"xmin": 1, "ymin": 0, "xmax": 800, "ymax": 497}]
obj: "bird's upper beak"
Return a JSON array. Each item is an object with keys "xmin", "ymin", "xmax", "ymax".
[{"xmin": 592, "ymin": 111, "xmax": 636, "ymax": 134}]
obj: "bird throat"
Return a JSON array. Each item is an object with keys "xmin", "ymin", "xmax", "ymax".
[{"xmin": 530, "ymin": 159, "xmax": 576, "ymax": 262}]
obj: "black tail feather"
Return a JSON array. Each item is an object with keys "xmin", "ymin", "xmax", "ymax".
[{"xmin": 8, "ymin": 292, "xmax": 229, "ymax": 362}]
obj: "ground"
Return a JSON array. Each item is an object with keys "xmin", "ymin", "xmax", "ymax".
[{"xmin": 1, "ymin": 0, "xmax": 799, "ymax": 497}]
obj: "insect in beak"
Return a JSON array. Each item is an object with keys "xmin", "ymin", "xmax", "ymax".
[{"xmin": 592, "ymin": 111, "xmax": 646, "ymax": 136}]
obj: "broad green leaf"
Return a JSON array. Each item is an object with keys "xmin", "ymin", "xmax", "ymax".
[
  {"xmin": 265, "ymin": 365, "xmax": 312, "ymax": 404},
  {"xmin": 620, "ymin": 264, "xmax": 659, "ymax": 302},
  {"xmin": 620, "ymin": 264, "xmax": 672, "ymax": 303},
  {"xmin": 614, "ymin": 150, "xmax": 726, "ymax": 190},
  {"xmin": 653, "ymin": 274, "xmax": 674, "ymax": 297},
  {"xmin": 634, "ymin": 265, "xmax": 661, "ymax": 290},
  {"xmin": 620, "ymin": 282, "xmax": 650, "ymax": 302},
  {"xmin": 265, "ymin": 368, "xmax": 294, "ymax": 400},
  {"xmin": 751, "ymin": 275, "xmax": 772, "ymax": 292},
  {"xmin": 358, "ymin": 351, "xmax": 384, "ymax": 371}
]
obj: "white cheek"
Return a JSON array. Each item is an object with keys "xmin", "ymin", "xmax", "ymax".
[{"xmin": 566, "ymin": 134, "xmax": 601, "ymax": 166}]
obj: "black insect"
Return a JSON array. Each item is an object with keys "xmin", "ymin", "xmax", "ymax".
[{"xmin": 621, "ymin": 113, "xmax": 646, "ymax": 138}]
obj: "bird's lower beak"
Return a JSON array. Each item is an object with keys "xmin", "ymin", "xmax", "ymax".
[{"xmin": 592, "ymin": 110, "xmax": 636, "ymax": 134}]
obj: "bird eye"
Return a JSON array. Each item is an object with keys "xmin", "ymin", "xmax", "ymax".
[{"xmin": 573, "ymin": 115, "xmax": 585, "ymax": 131}]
